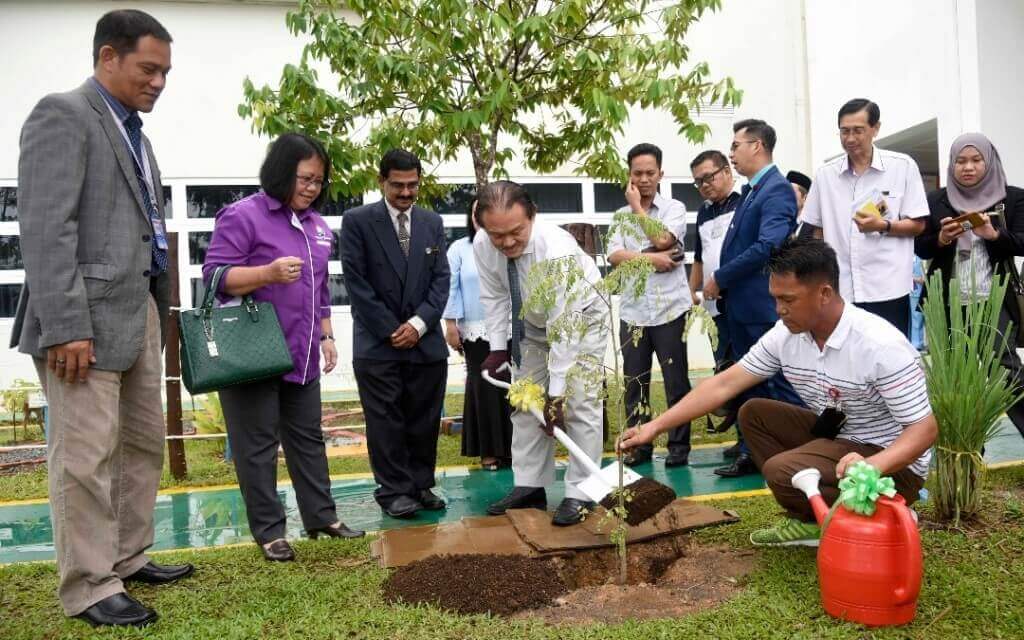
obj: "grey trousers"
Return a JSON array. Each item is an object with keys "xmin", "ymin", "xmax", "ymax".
[
  {"xmin": 511, "ymin": 314, "xmax": 607, "ymax": 501},
  {"xmin": 34, "ymin": 296, "xmax": 165, "ymax": 615}
]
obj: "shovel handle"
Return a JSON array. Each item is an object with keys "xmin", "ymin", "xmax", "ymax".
[{"xmin": 482, "ymin": 368, "xmax": 604, "ymax": 477}]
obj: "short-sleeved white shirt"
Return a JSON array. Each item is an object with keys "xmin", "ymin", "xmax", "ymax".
[
  {"xmin": 801, "ymin": 147, "xmax": 929, "ymax": 303},
  {"xmin": 739, "ymin": 304, "xmax": 932, "ymax": 477},
  {"xmin": 606, "ymin": 193, "xmax": 691, "ymax": 326}
]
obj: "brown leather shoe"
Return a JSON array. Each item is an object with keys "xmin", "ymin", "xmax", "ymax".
[
  {"xmin": 261, "ymin": 538, "xmax": 295, "ymax": 562},
  {"xmin": 307, "ymin": 522, "xmax": 365, "ymax": 539}
]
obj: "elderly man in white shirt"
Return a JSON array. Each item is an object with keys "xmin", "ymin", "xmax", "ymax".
[
  {"xmin": 607, "ymin": 143, "xmax": 692, "ymax": 468},
  {"xmin": 621, "ymin": 237, "xmax": 936, "ymax": 547},
  {"xmin": 474, "ymin": 180, "xmax": 608, "ymax": 526},
  {"xmin": 801, "ymin": 99, "xmax": 929, "ymax": 338}
]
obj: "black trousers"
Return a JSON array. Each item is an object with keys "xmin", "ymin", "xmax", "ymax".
[
  {"xmin": 219, "ymin": 377, "xmax": 337, "ymax": 545},
  {"xmin": 353, "ymin": 358, "xmax": 448, "ymax": 507},
  {"xmin": 460, "ymin": 338, "xmax": 513, "ymax": 459},
  {"xmin": 995, "ymin": 306, "xmax": 1024, "ymax": 440},
  {"xmin": 856, "ymin": 294, "xmax": 911, "ymax": 339},
  {"xmin": 621, "ymin": 314, "xmax": 692, "ymax": 456}
]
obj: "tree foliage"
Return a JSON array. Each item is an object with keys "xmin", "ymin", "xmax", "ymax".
[{"xmin": 240, "ymin": 0, "xmax": 741, "ymax": 199}]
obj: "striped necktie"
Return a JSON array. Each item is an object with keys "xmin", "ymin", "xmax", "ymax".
[{"xmin": 507, "ymin": 257, "xmax": 524, "ymax": 367}]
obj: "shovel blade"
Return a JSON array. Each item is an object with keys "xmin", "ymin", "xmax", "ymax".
[{"xmin": 575, "ymin": 462, "xmax": 644, "ymax": 504}]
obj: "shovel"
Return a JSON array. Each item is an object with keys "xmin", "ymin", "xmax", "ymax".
[{"xmin": 482, "ymin": 365, "xmax": 675, "ymax": 525}]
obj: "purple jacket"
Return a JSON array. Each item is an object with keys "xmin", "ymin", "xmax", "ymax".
[{"xmin": 203, "ymin": 192, "xmax": 332, "ymax": 385}]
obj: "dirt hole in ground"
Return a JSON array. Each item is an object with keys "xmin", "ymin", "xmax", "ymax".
[{"xmin": 381, "ymin": 535, "xmax": 758, "ymax": 623}]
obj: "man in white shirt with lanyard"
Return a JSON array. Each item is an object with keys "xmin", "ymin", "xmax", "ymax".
[
  {"xmin": 801, "ymin": 98, "xmax": 929, "ymax": 338},
  {"xmin": 474, "ymin": 180, "xmax": 608, "ymax": 526},
  {"xmin": 620, "ymin": 237, "xmax": 936, "ymax": 547},
  {"xmin": 607, "ymin": 143, "xmax": 692, "ymax": 468}
]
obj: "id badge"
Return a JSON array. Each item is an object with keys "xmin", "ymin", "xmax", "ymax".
[{"xmin": 152, "ymin": 218, "xmax": 169, "ymax": 250}]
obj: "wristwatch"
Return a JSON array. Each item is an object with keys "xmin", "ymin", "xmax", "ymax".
[
  {"xmin": 881, "ymin": 220, "xmax": 892, "ymax": 235},
  {"xmin": 320, "ymin": 334, "xmax": 334, "ymax": 342}
]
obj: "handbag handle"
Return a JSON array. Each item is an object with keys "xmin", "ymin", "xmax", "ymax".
[{"xmin": 199, "ymin": 265, "xmax": 260, "ymax": 321}]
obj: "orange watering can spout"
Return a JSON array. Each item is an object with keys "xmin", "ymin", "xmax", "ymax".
[{"xmin": 791, "ymin": 468, "xmax": 828, "ymax": 525}]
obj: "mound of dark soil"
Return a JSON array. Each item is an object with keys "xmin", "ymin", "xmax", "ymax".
[
  {"xmin": 381, "ymin": 554, "xmax": 567, "ymax": 616},
  {"xmin": 600, "ymin": 477, "xmax": 677, "ymax": 526}
]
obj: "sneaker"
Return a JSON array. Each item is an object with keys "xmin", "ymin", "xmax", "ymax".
[{"xmin": 749, "ymin": 518, "xmax": 821, "ymax": 547}]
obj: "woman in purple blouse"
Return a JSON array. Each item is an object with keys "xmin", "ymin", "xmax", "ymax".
[{"xmin": 203, "ymin": 133, "xmax": 363, "ymax": 562}]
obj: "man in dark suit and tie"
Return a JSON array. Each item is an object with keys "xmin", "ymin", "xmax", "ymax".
[
  {"xmin": 14, "ymin": 10, "xmax": 193, "ymax": 628},
  {"xmin": 702, "ymin": 119, "xmax": 803, "ymax": 477},
  {"xmin": 341, "ymin": 149, "xmax": 450, "ymax": 518}
]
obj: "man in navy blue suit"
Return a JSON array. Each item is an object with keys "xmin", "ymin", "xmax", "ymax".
[
  {"xmin": 341, "ymin": 149, "xmax": 450, "ymax": 518},
  {"xmin": 702, "ymin": 119, "xmax": 803, "ymax": 477}
]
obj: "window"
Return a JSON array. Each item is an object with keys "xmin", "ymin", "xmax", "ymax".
[
  {"xmin": 327, "ymin": 274, "xmax": 349, "ymax": 306},
  {"xmin": 445, "ymin": 226, "xmax": 469, "ymax": 247},
  {"xmin": 319, "ymin": 194, "xmax": 363, "ymax": 217},
  {"xmin": 191, "ymin": 278, "xmax": 207, "ymax": 308},
  {"xmin": 162, "ymin": 186, "xmax": 172, "ymax": 216},
  {"xmin": 189, "ymin": 232, "xmax": 213, "ymax": 265},
  {"xmin": 523, "ymin": 183, "xmax": 583, "ymax": 214},
  {"xmin": 594, "ymin": 183, "xmax": 627, "ymax": 213},
  {"xmin": 429, "ymin": 184, "xmax": 476, "ymax": 215},
  {"xmin": 0, "ymin": 188, "xmax": 17, "ymax": 222},
  {"xmin": 186, "ymin": 185, "xmax": 259, "ymax": 218},
  {"xmin": 331, "ymin": 230, "xmax": 343, "ymax": 261},
  {"xmin": 682, "ymin": 223, "xmax": 697, "ymax": 252},
  {"xmin": 0, "ymin": 284, "xmax": 22, "ymax": 318},
  {"xmin": 0, "ymin": 236, "xmax": 22, "ymax": 270},
  {"xmin": 671, "ymin": 183, "xmax": 704, "ymax": 211}
]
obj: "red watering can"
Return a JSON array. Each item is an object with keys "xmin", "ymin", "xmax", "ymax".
[{"xmin": 791, "ymin": 467, "xmax": 922, "ymax": 627}]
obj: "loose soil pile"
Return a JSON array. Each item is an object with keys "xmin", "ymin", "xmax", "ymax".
[
  {"xmin": 599, "ymin": 477, "xmax": 677, "ymax": 526},
  {"xmin": 381, "ymin": 554, "xmax": 567, "ymax": 616},
  {"xmin": 381, "ymin": 537, "xmax": 758, "ymax": 624}
]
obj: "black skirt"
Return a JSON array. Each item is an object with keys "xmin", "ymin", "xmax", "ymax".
[{"xmin": 460, "ymin": 338, "xmax": 514, "ymax": 459}]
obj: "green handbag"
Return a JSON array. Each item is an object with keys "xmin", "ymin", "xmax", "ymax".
[{"xmin": 179, "ymin": 265, "xmax": 294, "ymax": 394}]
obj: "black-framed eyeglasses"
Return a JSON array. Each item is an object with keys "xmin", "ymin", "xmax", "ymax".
[
  {"xmin": 729, "ymin": 139, "xmax": 758, "ymax": 153},
  {"xmin": 296, "ymin": 174, "xmax": 324, "ymax": 189},
  {"xmin": 694, "ymin": 165, "xmax": 727, "ymax": 187}
]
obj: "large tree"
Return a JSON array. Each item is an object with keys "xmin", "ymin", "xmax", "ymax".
[{"xmin": 240, "ymin": 0, "xmax": 741, "ymax": 198}]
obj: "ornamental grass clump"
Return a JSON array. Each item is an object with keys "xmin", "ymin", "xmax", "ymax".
[{"xmin": 920, "ymin": 271, "xmax": 1023, "ymax": 525}]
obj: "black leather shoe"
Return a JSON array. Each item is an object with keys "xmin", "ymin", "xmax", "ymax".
[
  {"xmin": 261, "ymin": 538, "xmax": 295, "ymax": 562},
  {"xmin": 664, "ymin": 452, "xmax": 689, "ymax": 467},
  {"xmin": 384, "ymin": 495, "xmax": 423, "ymax": 519},
  {"xmin": 551, "ymin": 498, "xmax": 596, "ymax": 526},
  {"xmin": 486, "ymin": 486, "xmax": 547, "ymax": 515},
  {"xmin": 124, "ymin": 561, "xmax": 194, "ymax": 585},
  {"xmin": 722, "ymin": 442, "xmax": 743, "ymax": 459},
  {"xmin": 73, "ymin": 592, "xmax": 157, "ymax": 628},
  {"xmin": 622, "ymin": 448, "xmax": 653, "ymax": 466},
  {"xmin": 307, "ymin": 522, "xmax": 365, "ymax": 539},
  {"xmin": 419, "ymin": 489, "xmax": 446, "ymax": 511},
  {"xmin": 714, "ymin": 452, "xmax": 758, "ymax": 477}
]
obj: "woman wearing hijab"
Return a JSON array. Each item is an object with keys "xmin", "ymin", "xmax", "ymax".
[{"xmin": 915, "ymin": 132, "xmax": 1024, "ymax": 438}]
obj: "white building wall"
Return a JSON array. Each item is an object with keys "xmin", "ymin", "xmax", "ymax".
[{"xmin": 974, "ymin": 0, "xmax": 1024, "ymax": 182}]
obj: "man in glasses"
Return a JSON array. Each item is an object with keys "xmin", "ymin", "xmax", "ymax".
[
  {"xmin": 689, "ymin": 150, "xmax": 742, "ymax": 456},
  {"xmin": 341, "ymin": 149, "xmax": 451, "ymax": 520},
  {"xmin": 705, "ymin": 119, "xmax": 803, "ymax": 477}
]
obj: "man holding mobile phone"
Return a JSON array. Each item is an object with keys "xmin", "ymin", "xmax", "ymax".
[{"xmin": 606, "ymin": 143, "xmax": 693, "ymax": 467}]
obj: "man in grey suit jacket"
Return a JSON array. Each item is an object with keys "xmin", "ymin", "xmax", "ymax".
[{"xmin": 15, "ymin": 10, "xmax": 192, "ymax": 628}]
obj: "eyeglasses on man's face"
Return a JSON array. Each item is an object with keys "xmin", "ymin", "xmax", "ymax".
[
  {"xmin": 729, "ymin": 139, "xmax": 759, "ymax": 153},
  {"xmin": 694, "ymin": 165, "xmax": 727, "ymax": 187}
]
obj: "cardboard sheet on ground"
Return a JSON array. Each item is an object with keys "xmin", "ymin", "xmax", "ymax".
[
  {"xmin": 372, "ymin": 516, "xmax": 537, "ymax": 568},
  {"xmin": 506, "ymin": 498, "xmax": 739, "ymax": 552},
  {"xmin": 372, "ymin": 499, "xmax": 737, "ymax": 567}
]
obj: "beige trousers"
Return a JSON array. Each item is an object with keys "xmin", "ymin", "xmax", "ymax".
[{"xmin": 34, "ymin": 296, "xmax": 165, "ymax": 615}]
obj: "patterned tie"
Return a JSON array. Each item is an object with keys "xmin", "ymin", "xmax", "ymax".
[
  {"xmin": 507, "ymin": 257, "xmax": 524, "ymax": 367},
  {"xmin": 397, "ymin": 211, "xmax": 410, "ymax": 257},
  {"xmin": 123, "ymin": 113, "xmax": 168, "ymax": 274}
]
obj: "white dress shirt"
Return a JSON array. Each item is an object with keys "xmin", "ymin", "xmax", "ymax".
[
  {"xmin": 383, "ymin": 198, "xmax": 427, "ymax": 336},
  {"xmin": 801, "ymin": 147, "xmax": 929, "ymax": 303},
  {"xmin": 606, "ymin": 192, "xmax": 691, "ymax": 326},
  {"xmin": 474, "ymin": 221, "xmax": 602, "ymax": 396},
  {"xmin": 740, "ymin": 304, "xmax": 932, "ymax": 477}
]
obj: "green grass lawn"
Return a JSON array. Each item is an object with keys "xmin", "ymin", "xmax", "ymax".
[
  {"xmin": 2, "ymin": 466, "xmax": 1022, "ymax": 639},
  {"xmin": 0, "ymin": 388, "xmax": 736, "ymax": 502}
]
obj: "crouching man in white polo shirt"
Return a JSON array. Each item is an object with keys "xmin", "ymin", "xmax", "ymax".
[{"xmin": 619, "ymin": 237, "xmax": 937, "ymax": 547}]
